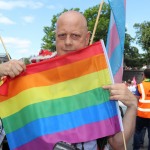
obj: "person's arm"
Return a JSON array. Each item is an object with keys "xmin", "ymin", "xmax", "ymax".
[
  {"xmin": 0, "ymin": 60, "xmax": 26, "ymax": 78},
  {"xmin": 103, "ymin": 83, "xmax": 137, "ymax": 150}
]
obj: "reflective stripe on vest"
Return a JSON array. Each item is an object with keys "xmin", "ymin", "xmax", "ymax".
[
  {"xmin": 139, "ymin": 84, "xmax": 150, "ymax": 103},
  {"xmin": 137, "ymin": 83, "xmax": 150, "ymax": 118},
  {"xmin": 138, "ymin": 107, "xmax": 150, "ymax": 112}
]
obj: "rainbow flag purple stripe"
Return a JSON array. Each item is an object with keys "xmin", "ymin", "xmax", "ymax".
[
  {"xmin": 106, "ymin": 0, "xmax": 126, "ymax": 83},
  {"xmin": 0, "ymin": 41, "xmax": 121, "ymax": 150}
]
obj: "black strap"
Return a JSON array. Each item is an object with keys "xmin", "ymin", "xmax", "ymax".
[
  {"xmin": 81, "ymin": 142, "xmax": 84, "ymax": 150},
  {"xmin": 97, "ymin": 137, "xmax": 108, "ymax": 149}
]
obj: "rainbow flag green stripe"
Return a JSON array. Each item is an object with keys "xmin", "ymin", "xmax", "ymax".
[{"xmin": 3, "ymin": 87, "xmax": 109, "ymax": 134}]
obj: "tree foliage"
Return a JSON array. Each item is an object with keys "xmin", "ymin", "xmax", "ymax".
[
  {"xmin": 124, "ymin": 30, "xmax": 144, "ymax": 68},
  {"xmin": 83, "ymin": 3, "xmax": 110, "ymax": 44},
  {"xmin": 23, "ymin": 58, "xmax": 31, "ymax": 65},
  {"xmin": 134, "ymin": 21, "xmax": 150, "ymax": 65},
  {"xmin": 124, "ymin": 32, "xmax": 140, "ymax": 67}
]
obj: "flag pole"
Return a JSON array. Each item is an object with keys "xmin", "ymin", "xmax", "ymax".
[
  {"xmin": 89, "ymin": 0, "xmax": 104, "ymax": 45},
  {"xmin": 0, "ymin": 35, "xmax": 11, "ymax": 60},
  {"xmin": 122, "ymin": 131, "xmax": 127, "ymax": 150}
]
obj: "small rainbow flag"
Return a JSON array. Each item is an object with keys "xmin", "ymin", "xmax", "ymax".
[{"xmin": 0, "ymin": 41, "xmax": 121, "ymax": 150}]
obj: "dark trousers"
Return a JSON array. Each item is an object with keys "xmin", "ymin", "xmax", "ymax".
[
  {"xmin": 2, "ymin": 136, "xmax": 9, "ymax": 150},
  {"xmin": 133, "ymin": 116, "xmax": 150, "ymax": 150},
  {"xmin": 140, "ymin": 127, "xmax": 147, "ymax": 145}
]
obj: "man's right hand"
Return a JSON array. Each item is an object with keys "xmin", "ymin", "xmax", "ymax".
[{"xmin": 0, "ymin": 60, "xmax": 26, "ymax": 78}]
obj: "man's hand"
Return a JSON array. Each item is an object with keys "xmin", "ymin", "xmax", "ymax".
[
  {"xmin": 103, "ymin": 83, "xmax": 137, "ymax": 108},
  {"xmin": 0, "ymin": 60, "xmax": 26, "ymax": 78},
  {"xmin": 103, "ymin": 83, "xmax": 138, "ymax": 149}
]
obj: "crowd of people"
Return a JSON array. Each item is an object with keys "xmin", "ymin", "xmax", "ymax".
[
  {"xmin": 124, "ymin": 64, "xmax": 149, "ymax": 71},
  {"xmin": 0, "ymin": 11, "xmax": 149, "ymax": 150},
  {"xmin": 123, "ymin": 69, "xmax": 150, "ymax": 150}
]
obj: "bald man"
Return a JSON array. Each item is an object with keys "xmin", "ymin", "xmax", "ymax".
[
  {"xmin": 0, "ymin": 11, "xmax": 137, "ymax": 150},
  {"xmin": 55, "ymin": 11, "xmax": 90, "ymax": 56}
]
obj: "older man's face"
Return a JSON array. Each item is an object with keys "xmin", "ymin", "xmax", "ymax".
[{"xmin": 55, "ymin": 17, "xmax": 90, "ymax": 56}]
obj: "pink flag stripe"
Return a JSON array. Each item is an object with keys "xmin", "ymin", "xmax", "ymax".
[
  {"xmin": 108, "ymin": 19, "xmax": 120, "ymax": 58},
  {"xmin": 114, "ymin": 65, "xmax": 123, "ymax": 83},
  {"xmin": 15, "ymin": 116, "xmax": 121, "ymax": 150},
  {"xmin": 124, "ymin": 0, "xmax": 126, "ymax": 9}
]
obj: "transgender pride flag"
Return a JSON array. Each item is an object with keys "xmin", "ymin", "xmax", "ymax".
[
  {"xmin": 106, "ymin": 0, "xmax": 126, "ymax": 83},
  {"xmin": 0, "ymin": 41, "xmax": 122, "ymax": 150}
]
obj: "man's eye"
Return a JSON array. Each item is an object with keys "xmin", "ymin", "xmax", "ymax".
[
  {"xmin": 58, "ymin": 34, "xmax": 66, "ymax": 39},
  {"xmin": 71, "ymin": 34, "xmax": 80, "ymax": 39}
]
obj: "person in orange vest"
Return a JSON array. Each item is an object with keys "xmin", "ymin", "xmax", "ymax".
[{"xmin": 133, "ymin": 68, "xmax": 150, "ymax": 150}]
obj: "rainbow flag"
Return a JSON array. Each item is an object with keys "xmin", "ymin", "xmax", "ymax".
[
  {"xmin": 106, "ymin": 0, "xmax": 126, "ymax": 83},
  {"xmin": 0, "ymin": 41, "xmax": 121, "ymax": 150}
]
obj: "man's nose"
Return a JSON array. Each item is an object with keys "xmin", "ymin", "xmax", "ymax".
[{"xmin": 64, "ymin": 36, "xmax": 72, "ymax": 45}]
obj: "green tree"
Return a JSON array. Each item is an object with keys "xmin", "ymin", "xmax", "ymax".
[
  {"xmin": 84, "ymin": 3, "xmax": 110, "ymax": 44},
  {"xmin": 124, "ymin": 31, "xmax": 142, "ymax": 68},
  {"xmin": 134, "ymin": 21, "xmax": 150, "ymax": 65},
  {"xmin": 23, "ymin": 57, "xmax": 31, "ymax": 65},
  {"xmin": 41, "ymin": 3, "xmax": 110, "ymax": 51}
]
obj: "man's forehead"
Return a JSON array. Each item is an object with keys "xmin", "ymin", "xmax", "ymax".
[
  {"xmin": 56, "ymin": 22, "xmax": 87, "ymax": 32},
  {"xmin": 56, "ymin": 11, "xmax": 87, "ymax": 30},
  {"xmin": 56, "ymin": 28, "xmax": 85, "ymax": 34}
]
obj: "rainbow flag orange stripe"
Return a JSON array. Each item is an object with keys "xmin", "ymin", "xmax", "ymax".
[{"xmin": 0, "ymin": 41, "xmax": 121, "ymax": 150}]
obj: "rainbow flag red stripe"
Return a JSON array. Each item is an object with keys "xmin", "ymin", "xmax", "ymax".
[{"xmin": 0, "ymin": 41, "xmax": 121, "ymax": 150}]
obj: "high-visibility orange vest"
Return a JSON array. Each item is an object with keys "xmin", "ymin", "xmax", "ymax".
[{"xmin": 137, "ymin": 81, "xmax": 150, "ymax": 118}]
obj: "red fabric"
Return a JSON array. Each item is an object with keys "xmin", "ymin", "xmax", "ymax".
[
  {"xmin": 31, "ymin": 50, "xmax": 55, "ymax": 63},
  {"xmin": 39, "ymin": 50, "xmax": 52, "ymax": 56},
  {"xmin": 0, "ymin": 77, "xmax": 9, "ymax": 96}
]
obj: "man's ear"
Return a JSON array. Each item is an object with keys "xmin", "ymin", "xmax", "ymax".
[{"xmin": 86, "ymin": 31, "xmax": 91, "ymax": 46}]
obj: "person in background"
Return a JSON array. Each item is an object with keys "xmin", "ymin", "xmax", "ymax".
[
  {"xmin": 127, "ymin": 79, "xmax": 137, "ymax": 95},
  {"xmin": 133, "ymin": 69, "xmax": 150, "ymax": 150},
  {"xmin": 0, "ymin": 11, "xmax": 137, "ymax": 150},
  {"xmin": 126, "ymin": 78, "xmax": 147, "ymax": 148},
  {"xmin": 139, "ymin": 127, "xmax": 147, "ymax": 148},
  {"xmin": 126, "ymin": 78, "xmax": 148, "ymax": 149},
  {"xmin": 141, "ymin": 64, "xmax": 147, "ymax": 70}
]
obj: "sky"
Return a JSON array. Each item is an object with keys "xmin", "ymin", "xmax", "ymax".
[{"xmin": 0, "ymin": 0, "xmax": 150, "ymax": 59}]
